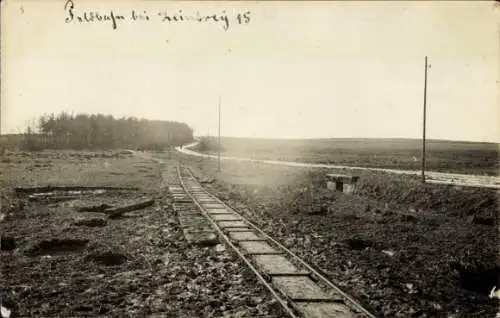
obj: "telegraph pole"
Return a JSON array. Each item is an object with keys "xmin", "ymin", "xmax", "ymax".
[
  {"xmin": 168, "ymin": 131, "xmax": 172, "ymax": 159},
  {"xmin": 207, "ymin": 130, "xmax": 210, "ymax": 159},
  {"xmin": 218, "ymin": 95, "xmax": 221, "ymax": 172},
  {"xmin": 421, "ymin": 56, "xmax": 429, "ymax": 183}
]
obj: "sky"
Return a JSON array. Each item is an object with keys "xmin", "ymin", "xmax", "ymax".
[{"xmin": 2, "ymin": 0, "xmax": 499, "ymax": 142}]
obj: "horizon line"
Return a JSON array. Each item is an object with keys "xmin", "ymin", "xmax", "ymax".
[{"xmin": 195, "ymin": 135, "xmax": 500, "ymax": 144}]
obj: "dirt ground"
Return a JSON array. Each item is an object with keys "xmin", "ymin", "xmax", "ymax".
[
  {"xmin": 2, "ymin": 150, "xmax": 498, "ymax": 318},
  {"xmin": 179, "ymin": 154, "xmax": 500, "ymax": 318},
  {"xmin": 0, "ymin": 150, "xmax": 284, "ymax": 317}
]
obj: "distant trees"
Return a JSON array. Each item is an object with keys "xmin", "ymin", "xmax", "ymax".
[{"xmin": 34, "ymin": 112, "xmax": 193, "ymax": 150}]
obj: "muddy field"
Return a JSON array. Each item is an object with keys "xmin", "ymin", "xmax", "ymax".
[
  {"xmin": 196, "ymin": 137, "xmax": 499, "ymax": 176},
  {"xmin": 0, "ymin": 150, "xmax": 283, "ymax": 317},
  {"xmin": 2, "ymin": 149, "xmax": 498, "ymax": 318},
  {"xmin": 177, "ymin": 154, "xmax": 500, "ymax": 318}
]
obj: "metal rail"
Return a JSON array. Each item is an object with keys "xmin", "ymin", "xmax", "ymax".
[
  {"xmin": 184, "ymin": 167, "xmax": 376, "ymax": 318},
  {"xmin": 176, "ymin": 166, "xmax": 299, "ymax": 318},
  {"xmin": 177, "ymin": 165, "xmax": 376, "ymax": 318}
]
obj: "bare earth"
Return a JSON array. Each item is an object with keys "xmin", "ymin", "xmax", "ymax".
[
  {"xmin": 1, "ymin": 149, "xmax": 498, "ymax": 318},
  {"xmin": 177, "ymin": 143, "xmax": 500, "ymax": 189},
  {"xmin": 176, "ymin": 153, "xmax": 499, "ymax": 318},
  {"xmin": 0, "ymin": 150, "xmax": 284, "ymax": 318}
]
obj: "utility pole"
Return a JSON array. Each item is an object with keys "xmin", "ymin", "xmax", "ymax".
[
  {"xmin": 218, "ymin": 95, "xmax": 221, "ymax": 172},
  {"xmin": 421, "ymin": 56, "xmax": 429, "ymax": 183},
  {"xmin": 168, "ymin": 131, "xmax": 172, "ymax": 159},
  {"xmin": 207, "ymin": 130, "xmax": 210, "ymax": 159}
]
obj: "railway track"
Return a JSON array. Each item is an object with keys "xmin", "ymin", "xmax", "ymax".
[{"xmin": 174, "ymin": 165, "xmax": 376, "ymax": 318}]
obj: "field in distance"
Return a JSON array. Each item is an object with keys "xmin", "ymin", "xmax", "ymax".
[{"xmin": 198, "ymin": 137, "xmax": 499, "ymax": 176}]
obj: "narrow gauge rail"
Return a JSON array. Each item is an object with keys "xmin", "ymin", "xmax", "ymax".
[{"xmin": 176, "ymin": 165, "xmax": 376, "ymax": 318}]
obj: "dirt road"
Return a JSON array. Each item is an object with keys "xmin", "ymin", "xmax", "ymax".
[{"xmin": 176, "ymin": 142, "xmax": 500, "ymax": 189}]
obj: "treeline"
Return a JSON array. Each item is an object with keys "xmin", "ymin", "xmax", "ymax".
[{"xmin": 25, "ymin": 112, "xmax": 194, "ymax": 151}]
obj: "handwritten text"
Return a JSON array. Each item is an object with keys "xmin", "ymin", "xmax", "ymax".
[{"xmin": 64, "ymin": 0, "xmax": 251, "ymax": 31}]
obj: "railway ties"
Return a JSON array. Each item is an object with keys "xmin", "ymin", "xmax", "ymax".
[
  {"xmin": 175, "ymin": 166, "xmax": 376, "ymax": 318},
  {"xmin": 169, "ymin": 183, "xmax": 218, "ymax": 245}
]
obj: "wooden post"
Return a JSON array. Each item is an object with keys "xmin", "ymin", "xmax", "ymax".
[
  {"xmin": 421, "ymin": 56, "xmax": 428, "ymax": 183},
  {"xmin": 218, "ymin": 95, "xmax": 221, "ymax": 172},
  {"xmin": 207, "ymin": 131, "xmax": 210, "ymax": 159},
  {"xmin": 168, "ymin": 132, "xmax": 172, "ymax": 159}
]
